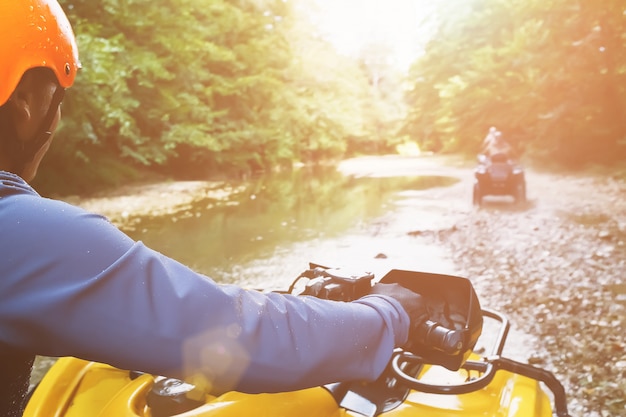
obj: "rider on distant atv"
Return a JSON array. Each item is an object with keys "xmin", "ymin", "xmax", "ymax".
[
  {"xmin": 480, "ymin": 128, "xmax": 513, "ymax": 163},
  {"xmin": 481, "ymin": 131, "xmax": 513, "ymax": 157}
]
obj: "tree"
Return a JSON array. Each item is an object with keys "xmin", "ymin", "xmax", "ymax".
[
  {"xmin": 38, "ymin": 0, "xmax": 390, "ymax": 193},
  {"xmin": 402, "ymin": 0, "xmax": 626, "ymax": 166}
]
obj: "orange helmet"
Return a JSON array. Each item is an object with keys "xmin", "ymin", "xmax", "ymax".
[{"xmin": 0, "ymin": 0, "xmax": 80, "ymax": 106}]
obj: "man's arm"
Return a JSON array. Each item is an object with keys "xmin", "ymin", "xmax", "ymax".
[{"xmin": 0, "ymin": 193, "xmax": 409, "ymax": 393}]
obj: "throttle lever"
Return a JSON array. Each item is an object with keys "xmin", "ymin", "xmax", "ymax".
[{"xmin": 418, "ymin": 320, "xmax": 465, "ymax": 355}]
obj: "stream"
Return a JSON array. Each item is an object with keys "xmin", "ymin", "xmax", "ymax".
[{"xmin": 122, "ymin": 165, "xmax": 460, "ymax": 289}]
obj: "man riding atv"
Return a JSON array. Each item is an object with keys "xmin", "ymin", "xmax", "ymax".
[
  {"xmin": 474, "ymin": 128, "xmax": 526, "ymax": 205},
  {"xmin": 480, "ymin": 128, "xmax": 513, "ymax": 162},
  {"xmin": 0, "ymin": 2, "xmax": 429, "ymax": 416}
]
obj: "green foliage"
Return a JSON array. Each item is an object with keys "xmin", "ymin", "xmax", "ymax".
[
  {"xmin": 40, "ymin": 0, "xmax": 626, "ymax": 194},
  {"xmin": 402, "ymin": 0, "xmax": 626, "ymax": 166},
  {"xmin": 40, "ymin": 0, "xmax": 398, "ymax": 193}
]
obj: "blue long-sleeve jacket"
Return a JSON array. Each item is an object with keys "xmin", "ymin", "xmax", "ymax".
[{"xmin": 0, "ymin": 171, "xmax": 409, "ymax": 394}]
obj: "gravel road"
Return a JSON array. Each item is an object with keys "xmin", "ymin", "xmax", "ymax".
[{"xmin": 415, "ymin": 161, "xmax": 626, "ymax": 417}]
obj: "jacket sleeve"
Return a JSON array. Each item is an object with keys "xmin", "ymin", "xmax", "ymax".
[{"xmin": 0, "ymin": 193, "xmax": 410, "ymax": 393}]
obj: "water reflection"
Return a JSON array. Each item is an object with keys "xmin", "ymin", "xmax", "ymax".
[{"xmin": 126, "ymin": 166, "xmax": 458, "ymax": 284}]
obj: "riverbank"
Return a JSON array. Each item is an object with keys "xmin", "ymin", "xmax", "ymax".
[
  {"xmin": 61, "ymin": 180, "xmax": 241, "ymax": 231},
  {"xmin": 60, "ymin": 154, "xmax": 471, "ymax": 229}
]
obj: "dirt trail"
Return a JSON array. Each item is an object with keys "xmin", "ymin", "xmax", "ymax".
[
  {"xmin": 404, "ymin": 159, "xmax": 626, "ymax": 417},
  {"xmin": 64, "ymin": 155, "xmax": 626, "ymax": 416}
]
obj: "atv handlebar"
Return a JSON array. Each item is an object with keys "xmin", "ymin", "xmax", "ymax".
[
  {"xmin": 296, "ymin": 263, "xmax": 573, "ymax": 417},
  {"xmin": 419, "ymin": 320, "xmax": 466, "ymax": 355},
  {"xmin": 291, "ymin": 264, "xmax": 471, "ymax": 360},
  {"xmin": 390, "ymin": 309, "xmax": 571, "ymax": 417},
  {"xmin": 390, "ymin": 309, "xmax": 508, "ymax": 395}
]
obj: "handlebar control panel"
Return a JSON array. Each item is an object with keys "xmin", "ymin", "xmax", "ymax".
[{"xmin": 297, "ymin": 265, "xmax": 374, "ymax": 301}]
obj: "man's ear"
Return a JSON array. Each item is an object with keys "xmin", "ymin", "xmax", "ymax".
[
  {"xmin": 9, "ymin": 88, "xmax": 33, "ymax": 126},
  {"xmin": 7, "ymin": 76, "xmax": 37, "ymax": 141}
]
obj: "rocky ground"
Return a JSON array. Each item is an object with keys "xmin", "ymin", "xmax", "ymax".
[
  {"xmin": 420, "ymin": 166, "xmax": 626, "ymax": 417},
  {"xmin": 464, "ymin": 176, "xmax": 626, "ymax": 417},
  {"xmin": 62, "ymin": 155, "xmax": 626, "ymax": 416}
]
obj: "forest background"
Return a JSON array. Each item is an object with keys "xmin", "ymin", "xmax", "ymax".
[{"xmin": 37, "ymin": 0, "xmax": 626, "ymax": 195}]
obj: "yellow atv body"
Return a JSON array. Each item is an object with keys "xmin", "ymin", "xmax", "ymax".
[
  {"xmin": 24, "ymin": 267, "xmax": 570, "ymax": 417},
  {"xmin": 24, "ymin": 353, "xmax": 555, "ymax": 417}
]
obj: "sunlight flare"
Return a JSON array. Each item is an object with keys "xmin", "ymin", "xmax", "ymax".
[{"xmin": 312, "ymin": 0, "xmax": 436, "ymax": 69}]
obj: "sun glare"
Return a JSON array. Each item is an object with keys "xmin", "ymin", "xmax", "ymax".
[{"xmin": 312, "ymin": 0, "xmax": 437, "ymax": 69}]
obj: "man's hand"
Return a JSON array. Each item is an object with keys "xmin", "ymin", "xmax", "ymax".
[{"xmin": 369, "ymin": 282, "xmax": 428, "ymax": 349}]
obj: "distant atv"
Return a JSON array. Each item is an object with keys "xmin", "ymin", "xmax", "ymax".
[{"xmin": 473, "ymin": 153, "xmax": 526, "ymax": 206}]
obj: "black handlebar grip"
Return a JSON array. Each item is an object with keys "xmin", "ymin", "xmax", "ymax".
[{"xmin": 421, "ymin": 320, "xmax": 464, "ymax": 355}]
